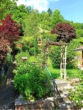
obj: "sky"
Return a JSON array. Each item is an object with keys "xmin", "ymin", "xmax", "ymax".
[{"xmin": 16, "ymin": 0, "xmax": 83, "ymax": 23}]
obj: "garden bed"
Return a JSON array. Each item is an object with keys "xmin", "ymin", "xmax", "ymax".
[{"xmin": 15, "ymin": 95, "xmax": 56, "ymax": 110}]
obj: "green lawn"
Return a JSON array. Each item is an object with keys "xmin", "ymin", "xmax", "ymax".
[{"xmin": 29, "ymin": 56, "xmax": 82, "ymax": 79}]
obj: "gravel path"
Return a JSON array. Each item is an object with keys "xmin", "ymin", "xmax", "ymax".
[{"xmin": 0, "ymin": 64, "xmax": 17, "ymax": 110}]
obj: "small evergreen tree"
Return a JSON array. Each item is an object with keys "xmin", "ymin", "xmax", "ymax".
[{"xmin": 34, "ymin": 36, "xmax": 38, "ymax": 56}]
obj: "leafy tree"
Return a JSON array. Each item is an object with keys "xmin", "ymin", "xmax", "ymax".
[
  {"xmin": 40, "ymin": 12, "xmax": 51, "ymax": 30},
  {"xmin": 0, "ymin": 38, "xmax": 10, "ymax": 65},
  {"xmin": 0, "ymin": 0, "xmax": 17, "ymax": 19},
  {"xmin": 0, "ymin": 14, "xmax": 21, "ymax": 65},
  {"xmin": 67, "ymin": 40, "xmax": 80, "ymax": 68},
  {"xmin": 47, "ymin": 8, "xmax": 52, "ymax": 15},
  {"xmin": 50, "ymin": 9, "xmax": 64, "ymax": 28},
  {"xmin": 71, "ymin": 22, "xmax": 83, "ymax": 30},
  {"xmin": 51, "ymin": 22, "xmax": 77, "ymax": 43},
  {"xmin": 24, "ymin": 10, "xmax": 40, "ymax": 36},
  {"xmin": 11, "ymin": 5, "xmax": 32, "ymax": 34},
  {"xmin": 0, "ymin": 14, "xmax": 21, "ymax": 45},
  {"xmin": 24, "ymin": 10, "xmax": 40, "ymax": 56},
  {"xmin": 76, "ymin": 29, "xmax": 83, "ymax": 38},
  {"xmin": 39, "ymin": 11, "xmax": 46, "ymax": 22}
]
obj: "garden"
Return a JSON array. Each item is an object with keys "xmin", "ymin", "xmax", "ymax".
[{"xmin": 0, "ymin": 0, "xmax": 83, "ymax": 109}]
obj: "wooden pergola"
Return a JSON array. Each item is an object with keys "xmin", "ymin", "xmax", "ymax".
[
  {"xmin": 48, "ymin": 42, "xmax": 67, "ymax": 80},
  {"xmin": 38, "ymin": 39, "xmax": 68, "ymax": 80}
]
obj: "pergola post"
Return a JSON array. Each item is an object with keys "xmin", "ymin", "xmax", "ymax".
[{"xmin": 60, "ymin": 45, "xmax": 67, "ymax": 80}]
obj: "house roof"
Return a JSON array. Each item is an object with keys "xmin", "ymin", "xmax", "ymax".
[{"xmin": 75, "ymin": 46, "xmax": 83, "ymax": 51}]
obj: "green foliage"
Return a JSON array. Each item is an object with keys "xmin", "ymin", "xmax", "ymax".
[
  {"xmin": 42, "ymin": 32, "xmax": 56, "ymax": 41},
  {"xmin": 49, "ymin": 46, "xmax": 61, "ymax": 68},
  {"xmin": 69, "ymin": 82, "xmax": 83, "ymax": 108},
  {"xmin": 40, "ymin": 12, "xmax": 51, "ymax": 30},
  {"xmin": 14, "ymin": 62, "xmax": 51, "ymax": 101},
  {"xmin": 17, "ymin": 36, "xmax": 34, "ymax": 46},
  {"xmin": 76, "ymin": 29, "xmax": 83, "ymax": 38},
  {"xmin": 67, "ymin": 69, "xmax": 82, "ymax": 79},
  {"xmin": 49, "ymin": 39, "xmax": 80, "ymax": 69},
  {"xmin": 15, "ymin": 36, "xmax": 35, "ymax": 55},
  {"xmin": 50, "ymin": 9, "xmax": 64, "ymax": 28},
  {"xmin": 5, "ymin": 48, "xmax": 12, "ymax": 63},
  {"xmin": 34, "ymin": 36, "xmax": 38, "ymax": 56},
  {"xmin": 71, "ymin": 22, "xmax": 83, "ymax": 30},
  {"xmin": 68, "ymin": 70, "xmax": 83, "ymax": 108},
  {"xmin": 0, "ymin": 0, "xmax": 17, "ymax": 19},
  {"xmin": 24, "ymin": 10, "xmax": 40, "ymax": 36},
  {"xmin": 15, "ymin": 51, "xmax": 29, "ymax": 65},
  {"xmin": 67, "ymin": 40, "xmax": 80, "ymax": 68},
  {"xmin": 14, "ymin": 73, "xmax": 29, "ymax": 94}
]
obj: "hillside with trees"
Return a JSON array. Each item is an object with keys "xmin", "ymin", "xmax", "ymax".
[{"xmin": 0, "ymin": 0, "xmax": 83, "ymax": 109}]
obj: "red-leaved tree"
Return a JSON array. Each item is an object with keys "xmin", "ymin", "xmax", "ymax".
[
  {"xmin": 0, "ymin": 14, "xmax": 21, "ymax": 45},
  {"xmin": 0, "ymin": 38, "xmax": 10, "ymax": 65},
  {"xmin": 0, "ymin": 14, "xmax": 21, "ymax": 65},
  {"xmin": 51, "ymin": 23, "xmax": 76, "ymax": 43}
]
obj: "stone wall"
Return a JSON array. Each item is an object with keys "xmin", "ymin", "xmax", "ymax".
[{"xmin": 15, "ymin": 95, "xmax": 56, "ymax": 110}]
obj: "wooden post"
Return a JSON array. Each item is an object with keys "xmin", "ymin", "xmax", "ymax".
[
  {"xmin": 60, "ymin": 47, "xmax": 63, "ymax": 79},
  {"xmin": 64, "ymin": 46, "xmax": 67, "ymax": 80},
  {"xmin": 82, "ymin": 51, "xmax": 83, "ymax": 67},
  {"xmin": 60, "ymin": 45, "xmax": 67, "ymax": 80},
  {"xmin": 60, "ymin": 46, "xmax": 64, "ymax": 79}
]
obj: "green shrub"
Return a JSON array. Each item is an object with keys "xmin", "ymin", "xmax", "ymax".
[
  {"xmin": 49, "ymin": 40, "xmax": 80, "ymax": 69},
  {"xmin": 69, "ymin": 82, "xmax": 83, "ymax": 108},
  {"xmin": 49, "ymin": 46, "xmax": 61, "ymax": 68},
  {"xmin": 68, "ymin": 70, "xmax": 83, "ymax": 108},
  {"xmin": 14, "ymin": 62, "xmax": 51, "ymax": 101},
  {"xmin": 15, "ymin": 51, "xmax": 29, "ymax": 64},
  {"xmin": 22, "ymin": 45, "xmax": 29, "ymax": 52},
  {"xmin": 67, "ymin": 69, "xmax": 82, "ymax": 79}
]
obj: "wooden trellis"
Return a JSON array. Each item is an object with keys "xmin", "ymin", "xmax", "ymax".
[
  {"xmin": 38, "ymin": 39, "xmax": 67, "ymax": 80},
  {"xmin": 48, "ymin": 42, "xmax": 67, "ymax": 80}
]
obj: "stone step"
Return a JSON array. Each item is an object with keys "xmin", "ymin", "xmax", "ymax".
[
  {"xmin": 58, "ymin": 102, "xmax": 78, "ymax": 110},
  {"xmin": 55, "ymin": 79, "xmax": 70, "ymax": 88},
  {"xmin": 54, "ymin": 80, "xmax": 79, "ymax": 110},
  {"xmin": 56, "ymin": 97, "xmax": 76, "ymax": 110},
  {"xmin": 55, "ymin": 90, "xmax": 78, "ymax": 110},
  {"xmin": 57, "ymin": 85, "xmax": 76, "ymax": 92},
  {"xmin": 62, "ymin": 91, "xmax": 70, "ymax": 97},
  {"xmin": 56, "ymin": 93, "xmax": 71, "ymax": 103},
  {"xmin": 58, "ymin": 102, "xmax": 73, "ymax": 110}
]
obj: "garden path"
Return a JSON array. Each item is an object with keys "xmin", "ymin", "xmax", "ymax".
[
  {"xmin": 55, "ymin": 79, "xmax": 78, "ymax": 110},
  {"xmin": 0, "ymin": 64, "xmax": 17, "ymax": 109}
]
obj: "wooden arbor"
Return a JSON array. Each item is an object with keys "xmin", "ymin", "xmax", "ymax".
[
  {"xmin": 48, "ymin": 42, "xmax": 67, "ymax": 80},
  {"xmin": 38, "ymin": 39, "xmax": 67, "ymax": 79}
]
